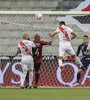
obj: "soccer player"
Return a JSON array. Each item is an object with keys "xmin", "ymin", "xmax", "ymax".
[
  {"xmin": 73, "ymin": 36, "xmax": 90, "ymax": 87},
  {"xmin": 48, "ymin": 21, "xmax": 83, "ymax": 74},
  {"xmin": 25, "ymin": 34, "xmax": 52, "ymax": 88},
  {"xmin": 15, "ymin": 34, "xmax": 36, "ymax": 89},
  {"xmin": 77, "ymin": 35, "xmax": 89, "ymax": 68}
]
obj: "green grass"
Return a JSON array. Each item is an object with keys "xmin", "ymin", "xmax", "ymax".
[{"xmin": 0, "ymin": 88, "xmax": 90, "ymax": 100}]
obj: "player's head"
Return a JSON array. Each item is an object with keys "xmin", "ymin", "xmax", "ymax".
[
  {"xmin": 23, "ymin": 34, "xmax": 30, "ymax": 40},
  {"xmin": 83, "ymin": 35, "xmax": 88, "ymax": 44},
  {"xmin": 59, "ymin": 21, "xmax": 65, "ymax": 26},
  {"xmin": 34, "ymin": 34, "xmax": 40, "ymax": 41}
]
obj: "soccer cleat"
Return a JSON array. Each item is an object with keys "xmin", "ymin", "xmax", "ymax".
[
  {"xmin": 60, "ymin": 66, "xmax": 66, "ymax": 74},
  {"xmin": 73, "ymin": 82, "xmax": 79, "ymax": 87},
  {"xmin": 33, "ymin": 85, "xmax": 37, "ymax": 88},
  {"xmin": 25, "ymin": 82, "xmax": 29, "ymax": 88},
  {"xmin": 29, "ymin": 86, "xmax": 32, "ymax": 89},
  {"xmin": 20, "ymin": 86, "xmax": 24, "ymax": 89}
]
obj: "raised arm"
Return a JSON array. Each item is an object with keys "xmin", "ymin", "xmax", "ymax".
[{"xmin": 48, "ymin": 32, "xmax": 57, "ymax": 38}]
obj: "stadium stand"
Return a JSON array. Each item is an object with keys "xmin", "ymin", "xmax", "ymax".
[{"xmin": 0, "ymin": 0, "xmax": 89, "ymax": 56}]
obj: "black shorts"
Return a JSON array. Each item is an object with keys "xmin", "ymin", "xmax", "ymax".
[{"xmin": 34, "ymin": 63, "xmax": 41, "ymax": 72}]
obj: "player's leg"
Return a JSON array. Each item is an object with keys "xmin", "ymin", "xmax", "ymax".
[
  {"xmin": 25, "ymin": 70, "xmax": 29, "ymax": 88},
  {"xmin": 33, "ymin": 63, "xmax": 41, "ymax": 88},
  {"xmin": 28, "ymin": 60, "xmax": 34, "ymax": 88},
  {"xmin": 67, "ymin": 45, "xmax": 83, "ymax": 86},
  {"xmin": 58, "ymin": 57, "xmax": 66, "ymax": 73},
  {"xmin": 58, "ymin": 44, "xmax": 66, "ymax": 73},
  {"xmin": 29, "ymin": 69, "xmax": 33, "ymax": 88},
  {"xmin": 20, "ymin": 64, "xmax": 28, "ymax": 89}
]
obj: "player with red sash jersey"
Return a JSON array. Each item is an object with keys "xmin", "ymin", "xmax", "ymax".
[
  {"xmin": 48, "ymin": 21, "xmax": 84, "ymax": 86},
  {"xmin": 25, "ymin": 34, "xmax": 52, "ymax": 88},
  {"xmin": 15, "ymin": 34, "xmax": 36, "ymax": 89}
]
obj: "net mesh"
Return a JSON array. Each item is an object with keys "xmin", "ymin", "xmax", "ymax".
[{"xmin": 0, "ymin": 14, "xmax": 89, "ymax": 56}]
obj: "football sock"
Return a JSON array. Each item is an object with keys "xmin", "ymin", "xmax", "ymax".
[
  {"xmin": 29, "ymin": 70, "xmax": 33, "ymax": 86},
  {"xmin": 75, "ymin": 56, "xmax": 83, "ymax": 68},
  {"xmin": 35, "ymin": 73, "xmax": 40, "ymax": 86},
  {"xmin": 25, "ymin": 72, "xmax": 29, "ymax": 83},
  {"xmin": 21, "ymin": 65, "xmax": 27, "ymax": 86},
  {"xmin": 58, "ymin": 59, "xmax": 63, "ymax": 67},
  {"xmin": 77, "ymin": 72, "xmax": 81, "ymax": 83}
]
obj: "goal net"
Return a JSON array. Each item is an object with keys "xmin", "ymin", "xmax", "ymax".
[{"xmin": 0, "ymin": 11, "xmax": 90, "ymax": 87}]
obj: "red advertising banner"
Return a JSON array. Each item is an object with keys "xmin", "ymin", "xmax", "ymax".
[{"xmin": 0, "ymin": 60, "xmax": 90, "ymax": 87}]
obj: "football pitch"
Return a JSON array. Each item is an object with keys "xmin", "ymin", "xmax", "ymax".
[{"xmin": 0, "ymin": 88, "xmax": 90, "ymax": 100}]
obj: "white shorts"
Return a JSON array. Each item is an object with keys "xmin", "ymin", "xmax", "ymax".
[
  {"xmin": 59, "ymin": 41, "xmax": 75, "ymax": 57},
  {"xmin": 21, "ymin": 55, "xmax": 34, "ymax": 70}
]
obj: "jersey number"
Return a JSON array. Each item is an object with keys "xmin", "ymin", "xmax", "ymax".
[{"xmin": 35, "ymin": 49, "xmax": 39, "ymax": 56}]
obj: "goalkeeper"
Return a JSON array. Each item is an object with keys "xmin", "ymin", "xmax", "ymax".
[{"xmin": 25, "ymin": 34, "xmax": 52, "ymax": 88}]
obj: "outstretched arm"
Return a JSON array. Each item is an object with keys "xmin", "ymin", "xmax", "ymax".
[
  {"xmin": 46, "ymin": 39, "xmax": 52, "ymax": 45},
  {"xmin": 71, "ymin": 32, "xmax": 77, "ymax": 40},
  {"xmin": 48, "ymin": 32, "xmax": 57, "ymax": 37}
]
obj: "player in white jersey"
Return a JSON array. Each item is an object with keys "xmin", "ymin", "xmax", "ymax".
[
  {"xmin": 86, "ymin": 42, "xmax": 90, "ymax": 53},
  {"xmin": 48, "ymin": 21, "xmax": 83, "ymax": 84},
  {"xmin": 15, "ymin": 34, "xmax": 35, "ymax": 89}
]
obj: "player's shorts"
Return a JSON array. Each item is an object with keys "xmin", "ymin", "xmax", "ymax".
[
  {"xmin": 21, "ymin": 55, "xmax": 34, "ymax": 70},
  {"xmin": 34, "ymin": 63, "xmax": 41, "ymax": 72},
  {"xmin": 59, "ymin": 41, "xmax": 75, "ymax": 57}
]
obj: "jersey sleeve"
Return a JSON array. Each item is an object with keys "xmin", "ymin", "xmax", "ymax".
[
  {"xmin": 76, "ymin": 44, "xmax": 81, "ymax": 56},
  {"xmin": 54, "ymin": 27, "xmax": 60, "ymax": 33},
  {"xmin": 87, "ymin": 42, "xmax": 90, "ymax": 50},
  {"xmin": 40, "ymin": 41, "xmax": 47, "ymax": 45}
]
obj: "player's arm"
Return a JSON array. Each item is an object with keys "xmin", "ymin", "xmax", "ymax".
[
  {"xmin": 76, "ymin": 45, "xmax": 81, "ymax": 57},
  {"xmin": 40, "ymin": 40, "xmax": 52, "ymax": 45},
  {"xmin": 71, "ymin": 32, "xmax": 77, "ymax": 40},
  {"xmin": 15, "ymin": 48, "xmax": 21, "ymax": 56},
  {"xmin": 48, "ymin": 32, "xmax": 57, "ymax": 37}
]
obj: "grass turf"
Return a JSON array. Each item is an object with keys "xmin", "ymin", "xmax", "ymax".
[{"xmin": 0, "ymin": 88, "xmax": 90, "ymax": 100}]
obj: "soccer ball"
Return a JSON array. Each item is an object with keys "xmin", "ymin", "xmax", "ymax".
[{"xmin": 35, "ymin": 12, "xmax": 43, "ymax": 20}]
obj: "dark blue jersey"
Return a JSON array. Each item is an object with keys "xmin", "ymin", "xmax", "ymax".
[{"xmin": 77, "ymin": 43, "xmax": 89, "ymax": 59}]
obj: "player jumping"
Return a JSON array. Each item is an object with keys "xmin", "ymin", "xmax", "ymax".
[
  {"xmin": 48, "ymin": 21, "xmax": 84, "ymax": 78},
  {"xmin": 15, "ymin": 34, "xmax": 36, "ymax": 89},
  {"xmin": 25, "ymin": 34, "xmax": 52, "ymax": 88}
]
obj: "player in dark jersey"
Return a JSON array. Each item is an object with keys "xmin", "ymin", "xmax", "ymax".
[
  {"xmin": 25, "ymin": 34, "xmax": 52, "ymax": 88},
  {"xmin": 74, "ymin": 35, "xmax": 90, "ymax": 87},
  {"xmin": 77, "ymin": 35, "xmax": 89, "ymax": 67}
]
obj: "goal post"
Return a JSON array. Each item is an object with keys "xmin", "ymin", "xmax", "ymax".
[{"xmin": 0, "ymin": 11, "xmax": 90, "ymax": 87}]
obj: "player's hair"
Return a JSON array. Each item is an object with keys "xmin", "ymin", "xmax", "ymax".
[
  {"xmin": 59, "ymin": 21, "xmax": 65, "ymax": 25},
  {"xmin": 83, "ymin": 35, "xmax": 88, "ymax": 38},
  {"xmin": 23, "ymin": 33, "xmax": 29, "ymax": 39}
]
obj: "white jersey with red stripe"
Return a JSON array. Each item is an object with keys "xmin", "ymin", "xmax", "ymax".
[
  {"xmin": 87, "ymin": 42, "xmax": 90, "ymax": 50},
  {"xmin": 55, "ymin": 25, "xmax": 73, "ymax": 42},
  {"xmin": 55, "ymin": 25, "xmax": 75, "ymax": 57},
  {"xmin": 18, "ymin": 40, "xmax": 35, "ymax": 56}
]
